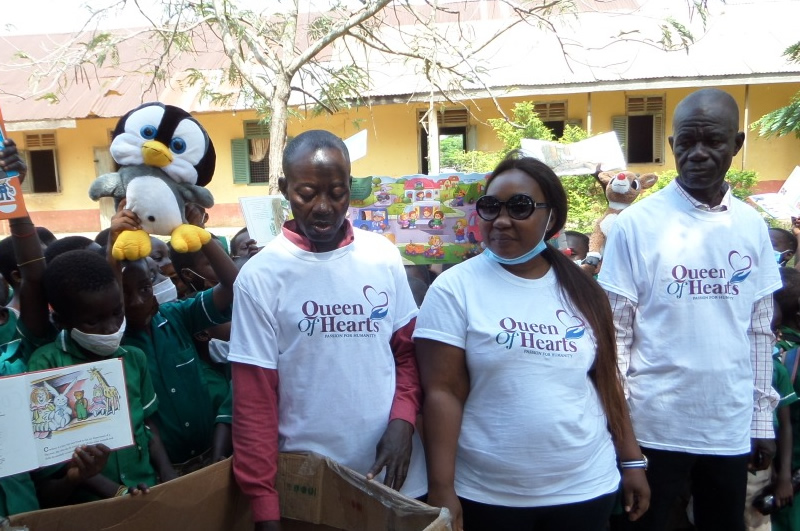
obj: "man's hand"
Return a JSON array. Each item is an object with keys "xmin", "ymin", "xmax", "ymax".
[
  {"xmin": 365, "ymin": 418, "xmax": 413, "ymax": 491},
  {"xmin": 0, "ymin": 138, "xmax": 28, "ymax": 183},
  {"xmin": 66, "ymin": 444, "xmax": 111, "ymax": 484},
  {"xmin": 750, "ymin": 438, "xmax": 776, "ymax": 472}
]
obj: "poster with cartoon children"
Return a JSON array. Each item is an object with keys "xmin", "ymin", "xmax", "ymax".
[
  {"xmin": 348, "ymin": 172, "xmax": 487, "ymax": 264},
  {"xmin": 0, "ymin": 357, "xmax": 133, "ymax": 478}
]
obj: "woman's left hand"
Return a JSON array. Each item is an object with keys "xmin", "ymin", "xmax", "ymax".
[{"xmin": 621, "ymin": 468, "xmax": 650, "ymax": 521}]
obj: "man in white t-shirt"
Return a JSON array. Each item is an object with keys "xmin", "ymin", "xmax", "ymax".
[
  {"xmin": 228, "ymin": 130, "xmax": 426, "ymax": 531},
  {"xmin": 599, "ymin": 88, "xmax": 781, "ymax": 531}
]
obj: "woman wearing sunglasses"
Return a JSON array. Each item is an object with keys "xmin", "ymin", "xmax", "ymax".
[{"xmin": 413, "ymin": 153, "xmax": 649, "ymax": 531}]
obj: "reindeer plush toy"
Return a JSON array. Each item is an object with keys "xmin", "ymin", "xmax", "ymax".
[{"xmin": 581, "ymin": 170, "xmax": 658, "ymax": 274}]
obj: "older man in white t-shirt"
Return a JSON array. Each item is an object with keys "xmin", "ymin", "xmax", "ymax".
[{"xmin": 599, "ymin": 88, "xmax": 781, "ymax": 531}]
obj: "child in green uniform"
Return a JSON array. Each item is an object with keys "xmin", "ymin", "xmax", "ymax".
[
  {"xmin": 771, "ymin": 267, "xmax": 800, "ymax": 530},
  {"xmin": 0, "ymin": 139, "xmax": 109, "ymax": 516},
  {"xmin": 111, "ymin": 207, "xmax": 236, "ymax": 470},
  {"xmin": 27, "ymin": 250, "xmax": 177, "ymax": 502}
]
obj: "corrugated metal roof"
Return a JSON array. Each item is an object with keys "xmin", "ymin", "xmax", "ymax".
[{"xmin": 1, "ymin": 0, "xmax": 799, "ymax": 122}]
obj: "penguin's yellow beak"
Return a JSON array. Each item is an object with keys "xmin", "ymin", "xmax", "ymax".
[{"xmin": 142, "ymin": 140, "xmax": 173, "ymax": 168}]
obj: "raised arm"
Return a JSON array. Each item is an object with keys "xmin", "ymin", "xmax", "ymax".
[
  {"xmin": 1, "ymin": 139, "xmax": 48, "ymax": 340},
  {"xmin": 184, "ymin": 202, "xmax": 238, "ymax": 313}
]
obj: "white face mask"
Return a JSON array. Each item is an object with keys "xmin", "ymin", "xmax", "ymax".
[
  {"xmin": 153, "ymin": 278, "xmax": 178, "ymax": 304},
  {"xmin": 70, "ymin": 318, "xmax": 126, "ymax": 357}
]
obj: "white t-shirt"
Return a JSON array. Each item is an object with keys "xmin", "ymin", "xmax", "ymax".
[
  {"xmin": 599, "ymin": 180, "xmax": 781, "ymax": 454},
  {"xmin": 413, "ymin": 254, "xmax": 620, "ymax": 507},
  {"xmin": 228, "ymin": 229, "xmax": 427, "ymax": 497}
]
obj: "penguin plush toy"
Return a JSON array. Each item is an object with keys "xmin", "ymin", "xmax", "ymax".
[{"xmin": 89, "ymin": 102, "xmax": 216, "ymax": 261}]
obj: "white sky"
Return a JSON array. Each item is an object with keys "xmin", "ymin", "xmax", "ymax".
[{"xmin": 0, "ymin": 0, "xmax": 378, "ymax": 36}]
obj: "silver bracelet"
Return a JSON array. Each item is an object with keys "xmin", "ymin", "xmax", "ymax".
[{"xmin": 620, "ymin": 454, "xmax": 648, "ymax": 470}]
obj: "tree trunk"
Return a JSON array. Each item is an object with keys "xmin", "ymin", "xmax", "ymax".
[{"xmin": 268, "ymin": 75, "xmax": 292, "ymax": 194}]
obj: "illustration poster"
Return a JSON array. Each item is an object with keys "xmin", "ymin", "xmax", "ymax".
[
  {"xmin": 348, "ymin": 172, "xmax": 488, "ymax": 265},
  {"xmin": 0, "ymin": 358, "xmax": 133, "ymax": 478}
]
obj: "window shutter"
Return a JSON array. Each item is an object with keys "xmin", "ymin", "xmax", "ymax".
[
  {"xmin": 25, "ymin": 133, "xmax": 56, "ymax": 149},
  {"xmin": 244, "ymin": 121, "xmax": 270, "ymax": 138},
  {"xmin": 418, "ymin": 109, "xmax": 469, "ymax": 128},
  {"xmin": 466, "ymin": 125, "xmax": 477, "ymax": 151},
  {"xmin": 652, "ymin": 113, "xmax": 665, "ymax": 164},
  {"xmin": 534, "ymin": 102, "xmax": 567, "ymax": 120},
  {"xmin": 18, "ymin": 151, "xmax": 32, "ymax": 194},
  {"xmin": 231, "ymin": 139, "xmax": 250, "ymax": 184},
  {"xmin": 612, "ymin": 116, "xmax": 628, "ymax": 159}
]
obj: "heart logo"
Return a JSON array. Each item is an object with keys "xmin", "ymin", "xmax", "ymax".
[
  {"xmin": 728, "ymin": 251, "xmax": 752, "ymax": 284},
  {"xmin": 363, "ymin": 286, "xmax": 389, "ymax": 321},
  {"xmin": 728, "ymin": 251, "xmax": 752, "ymax": 272},
  {"xmin": 556, "ymin": 310, "xmax": 585, "ymax": 340}
]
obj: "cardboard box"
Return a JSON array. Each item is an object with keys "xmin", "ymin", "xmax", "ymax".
[{"xmin": 10, "ymin": 453, "xmax": 450, "ymax": 531}]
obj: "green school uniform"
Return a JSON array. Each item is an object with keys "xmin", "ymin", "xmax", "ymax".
[
  {"xmin": 0, "ymin": 310, "xmax": 38, "ymax": 518},
  {"xmin": 774, "ymin": 352, "xmax": 798, "ymax": 428},
  {"xmin": 772, "ymin": 328, "xmax": 800, "ymax": 531},
  {"xmin": 0, "ymin": 308, "xmax": 56, "ymax": 518},
  {"xmin": 27, "ymin": 332, "xmax": 159, "ymax": 501},
  {"xmin": 122, "ymin": 288, "xmax": 232, "ymax": 464}
]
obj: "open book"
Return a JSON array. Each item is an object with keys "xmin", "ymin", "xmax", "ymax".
[
  {"xmin": 0, "ymin": 358, "xmax": 133, "ymax": 479},
  {"xmin": 520, "ymin": 132, "xmax": 626, "ymax": 177},
  {"xmin": 748, "ymin": 166, "xmax": 800, "ymax": 220},
  {"xmin": 238, "ymin": 195, "xmax": 289, "ymax": 247}
]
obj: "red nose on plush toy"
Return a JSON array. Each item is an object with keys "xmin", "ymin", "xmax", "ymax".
[{"xmin": 617, "ymin": 173, "xmax": 626, "ymax": 180}]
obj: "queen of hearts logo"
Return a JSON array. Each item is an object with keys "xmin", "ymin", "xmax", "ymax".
[
  {"xmin": 728, "ymin": 250, "xmax": 752, "ymax": 284},
  {"xmin": 363, "ymin": 286, "xmax": 389, "ymax": 320},
  {"xmin": 556, "ymin": 310, "xmax": 585, "ymax": 340}
]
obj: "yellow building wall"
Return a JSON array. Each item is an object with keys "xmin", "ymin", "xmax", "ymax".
[{"xmin": 10, "ymin": 82, "xmax": 800, "ymax": 233}]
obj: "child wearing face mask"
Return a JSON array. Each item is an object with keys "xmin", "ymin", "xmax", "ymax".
[
  {"xmin": 110, "ymin": 208, "xmax": 237, "ymax": 471},
  {"xmin": 26, "ymin": 250, "xmax": 177, "ymax": 502}
]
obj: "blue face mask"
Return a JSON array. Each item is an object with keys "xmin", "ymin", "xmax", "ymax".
[
  {"xmin": 482, "ymin": 211, "xmax": 551, "ymax": 266},
  {"xmin": 775, "ymin": 250, "xmax": 788, "ymax": 264}
]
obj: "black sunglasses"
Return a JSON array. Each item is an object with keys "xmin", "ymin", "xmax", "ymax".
[{"xmin": 475, "ymin": 194, "xmax": 549, "ymax": 221}]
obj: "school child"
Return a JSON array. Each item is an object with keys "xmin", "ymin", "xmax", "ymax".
[
  {"xmin": 44, "ymin": 236, "xmax": 105, "ymax": 265},
  {"xmin": 168, "ymin": 236, "xmax": 224, "ymax": 297},
  {"xmin": 0, "ymin": 227, "xmax": 53, "ymax": 313},
  {"xmin": 110, "ymin": 208, "xmax": 236, "ymax": 469},
  {"xmin": 0, "ymin": 139, "xmax": 110, "ymax": 515},
  {"xmin": 230, "ymin": 227, "xmax": 259, "ymax": 260},
  {"xmin": 27, "ymin": 250, "xmax": 177, "ymax": 501},
  {"xmin": 771, "ymin": 227, "xmax": 799, "ymax": 268},
  {"xmin": 772, "ymin": 266, "xmax": 800, "ymax": 530},
  {"xmin": 744, "ymin": 350, "xmax": 796, "ymax": 530}
]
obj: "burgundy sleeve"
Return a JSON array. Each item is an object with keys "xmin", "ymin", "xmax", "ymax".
[
  {"xmin": 232, "ymin": 362, "xmax": 280, "ymax": 522},
  {"xmin": 389, "ymin": 317, "xmax": 422, "ymax": 426}
]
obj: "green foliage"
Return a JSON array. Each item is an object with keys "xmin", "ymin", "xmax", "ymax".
[
  {"xmin": 441, "ymin": 150, "xmax": 503, "ymax": 173},
  {"xmin": 725, "ymin": 169, "xmax": 759, "ymax": 201},
  {"xmin": 439, "ymin": 135, "xmax": 466, "ymax": 169},
  {"xmin": 488, "ymin": 102, "xmax": 555, "ymax": 153},
  {"xmin": 639, "ymin": 168, "xmax": 758, "ymax": 202},
  {"xmin": 559, "ymin": 124, "xmax": 589, "ymax": 144},
  {"xmin": 561, "ymin": 176, "xmax": 606, "ymax": 233},
  {"xmin": 752, "ymin": 40, "xmax": 800, "ymax": 138},
  {"xmin": 752, "ymin": 93, "xmax": 800, "ymax": 139}
]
